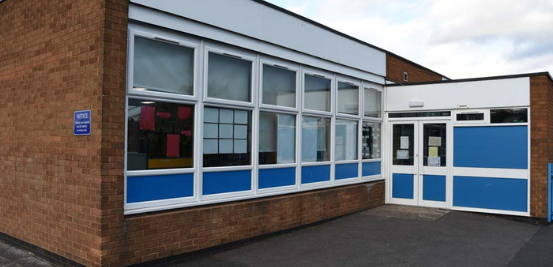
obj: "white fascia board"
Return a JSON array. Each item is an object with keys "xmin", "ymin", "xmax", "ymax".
[
  {"xmin": 129, "ymin": 0, "xmax": 386, "ymax": 80},
  {"xmin": 385, "ymin": 77, "xmax": 530, "ymax": 112}
]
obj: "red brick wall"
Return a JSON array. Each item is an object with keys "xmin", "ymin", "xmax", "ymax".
[
  {"xmin": 0, "ymin": 0, "xmax": 128, "ymax": 266},
  {"xmin": 386, "ymin": 54, "xmax": 443, "ymax": 83},
  {"xmin": 102, "ymin": 181, "xmax": 384, "ymax": 267},
  {"xmin": 530, "ymin": 75, "xmax": 553, "ymax": 218}
]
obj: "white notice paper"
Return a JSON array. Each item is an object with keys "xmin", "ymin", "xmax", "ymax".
[
  {"xmin": 428, "ymin": 156, "xmax": 441, "ymax": 166},
  {"xmin": 428, "ymin": 136, "xmax": 442, "ymax": 147},
  {"xmin": 400, "ymin": 136, "xmax": 409, "ymax": 149},
  {"xmin": 397, "ymin": 150, "xmax": 409, "ymax": 159}
]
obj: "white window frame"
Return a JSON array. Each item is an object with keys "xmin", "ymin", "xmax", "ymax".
[
  {"xmin": 362, "ymin": 82, "xmax": 383, "ymax": 120},
  {"xmin": 360, "ymin": 81, "xmax": 383, "ymax": 181},
  {"xmin": 453, "ymin": 109, "xmax": 489, "ymax": 125},
  {"xmin": 124, "ymin": 23, "xmax": 388, "ymax": 215},
  {"xmin": 127, "ymin": 26, "xmax": 200, "ymax": 102},
  {"xmin": 334, "ymin": 117, "xmax": 362, "ymax": 185},
  {"xmin": 124, "ymin": 96, "xmax": 201, "ymax": 213},
  {"xmin": 203, "ymin": 42, "xmax": 257, "ymax": 108},
  {"xmin": 302, "ymin": 67, "xmax": 335, "ymax": 116},
  {"xmin": 259, "ymin": 56, "xmax": 300, "ymax": 112},
  {"xmin": 335, "ymin": 75, "xmax": 362, "ymax": 119}
]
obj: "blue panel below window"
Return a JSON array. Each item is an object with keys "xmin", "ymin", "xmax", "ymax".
[
  {"xmin": 127, "ymin": 173, "xmax": 194, "ymax": 203},
  {"xmin": 335, "ymin": 163, "xmax": 359, "ymax": 180},
  {"xmin": 453, "ymin": 176, "xmax": 528, "ymax": 212},
  {"xmin": 454, "ymin": 126, "xmax": 528, "ymax": 169},
  {"xmin": 392, "ymin": 173, "xmax": 414, "ymax": 199},
  {"xmin": 259, "ymin": 168, "xmax": 296, "ymax": 189},
  {"xmin": 203, "ymin": 170, "xmax": 252, "ymax": 195},
  {"xmin": 423, "ymin": 175, "xmax": 446, "ymax": 202},
  {"xmin": 301, "ymin": 165, "xmax": 331, "ymax": 184},
  {"xmin": 362, "ymin": 162, "xmax": 381, "ymax": 176}
]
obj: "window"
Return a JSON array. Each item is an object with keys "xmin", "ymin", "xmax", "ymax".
[
  {"xmin": 335, "ymin": 120, "xmax": 358, "ymax": 161},
  {"xmin": 423, "ymin": 123, "xmax": 446, "ymax": 167},
  {"xmin": 337, "ymin": 81, "xmax": 359, "ymax": 115},
  {"xmin": 133, "ymin": 37, "xmax": 195, "ymax": 95},
  {"xmin": 392, "ymin": 124, "xmax": 414, "ymax": 165},
  {"xmin": 302, "ymin": 116, "xmax": 331, "ymax": 162},
  {"xmin": 259, "ymin": 112, "xmax": 296, "ymax": 164},
  {"xmin": 491, "ymin": 108, "xmax": 528, "ymax": 123},
  {"xmin": 262, "ymin": 64, "xmax": 296, "ymax": 108},
  {"xmin": 364, "ymin": 88, "xmax": 381, "ymax": 117},
  {"xmin": 362, "ymin": 122, "xmax": 381, "ymax": 159},
  {"xmin": 304, "ymin": 74, "xmax": 331, "ymax": 112},
  {"xmin": 203, "ymin": 107, "xmax": 251, "ymax": 167},
  {"xmin": 207, "ymin": 52, "xmax": 252, "ymax": 102},
  {"xmin": 457, "ymin": 113, "xmax": 484, "ymax": 121},
  {"xmin": 126, "ymin": 26, "xmax": 387, "ymax": 214},
  {"xmin": 127, "ymin": 99, "xmax": 194, "ymax": 170}
]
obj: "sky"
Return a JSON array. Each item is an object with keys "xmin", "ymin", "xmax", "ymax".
[{"xmin": 265, "ymin": 0, "xmax": 553, "ymax": 79}]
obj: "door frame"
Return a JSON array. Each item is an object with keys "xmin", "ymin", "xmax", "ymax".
[{"xmin": 387, "ymin": 119, "xmax": 452, "ymax": 208}]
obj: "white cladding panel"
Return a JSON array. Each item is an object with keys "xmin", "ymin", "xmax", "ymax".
[
  {"xmin": 386, "ymin": 77, "xmax": 530, "ymax": 111},
  {"xmin": 130, "ymin": 0, "xmax": 386, "ymax": 77}
]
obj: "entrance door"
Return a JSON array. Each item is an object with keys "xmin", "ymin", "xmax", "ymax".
[{"xmin": 389, "ymin": 120, "xmax": 449, "ymax": 208}]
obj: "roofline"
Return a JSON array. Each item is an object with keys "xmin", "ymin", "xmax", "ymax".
[
  {"xmin": 386, "ymin": 71, "xmax": 553, "ymax": 87},
  {"xmin": 250, "ymin": 0, "xmax": 450, "ymax": 80}
]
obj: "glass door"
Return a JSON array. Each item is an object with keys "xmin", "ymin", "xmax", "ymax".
[
  {"xmin": 417, "ymin": 121, "xmax": 448, "ymax": 208},
  {"xmin": 389, "ymin": 120, "xmax": 449, "ymax": 207},
  {"xmin": 389, "ymin": 122, "xmax": 418, "ymax": 206}
]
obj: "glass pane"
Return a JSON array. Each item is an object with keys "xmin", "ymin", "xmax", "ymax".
[
  {"xmin": 127, "ymin": 99, "xmax": 194, "ymax": 170},
  {"xmin": 302, "ymin": 116, "xmax": 331, "ymax": 162},
  {"xmin": 262, "ymin": 65, "xmax": 296, "ymax": 108},
  {"xmin": 491, "ymin": 108, "xmax": 528, "ymax": 123},
  {"xmin": 364, "ymin": 88, "xmax": 381, "ymax": 117},
  {"xmin": 133, "ymin": 37, "xmax": 194, "ymax": 95},
  {"xmin": 392, "ymin": 124, "xmax": 414, "ymax": 165},
  {"xmin": 457, "ymin": 113, "xmax": 484, "ymax": 121},
  {"xmin": 423, "ymin": 123, "xmax": 447, "ymax": 167},
  {"xmin": 208, "ymin": 52, "xmax": 252, "ymax": 102},
  {"xmin": 337, "ymin": 82, "xmax": 359, "ymax": 115},
  {"xmin": 259, "ymin": 112, "xmax": 296, "ymax": 164},
  {"xmin": 362, "ymin": 122, "xmax": 381, "ymax": 159},
  {"xmin": 203, "ymin": 107, "xmax": 251, "ymax": 167},
  {"xmin": 335, "ymin": 120, "xmax": 358, "ymax": 161},
  {"xmin": 304, "ymin": 74, "xmax": 331, "ymax": 112}
]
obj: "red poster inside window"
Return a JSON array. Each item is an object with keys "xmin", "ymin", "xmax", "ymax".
[
  {"xmin": 139, "ymin": 106, "xmax": 156, "ymax": 131},
  {"xmin": 178, "ymin": 106, "xmax": 192, "ymax": 120},
  {"xmin": 166, "ymin": 134, "xmax": 180, "ymax": 158}
]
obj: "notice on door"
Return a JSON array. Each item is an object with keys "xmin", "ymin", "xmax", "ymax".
[
  {"xmin": 400, "ymin": 136, "xmax": 409, "ymax": 149},
  {"xmin": 397, "ymin": 150, "xmax": 409, "ymax": 159},
  {"xmin": 429, "ymin": 147, "xmax": 438, "ymax": 157},
  {"xmin": 428, "ymin": 156, "xmax": 441, "ymax": 166},
  {"xmin": 428, "ymin": 136, "xmax": 441, "ymax": 147}
]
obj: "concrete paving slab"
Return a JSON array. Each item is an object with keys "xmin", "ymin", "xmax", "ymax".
[{"xmin": 363, "ymin": 205, "xmax": 450, "ymax": 221}]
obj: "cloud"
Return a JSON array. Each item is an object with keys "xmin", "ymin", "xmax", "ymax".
[{"xmin": 265, "ymin": 0, "xmax": 553, "ymax": 79}]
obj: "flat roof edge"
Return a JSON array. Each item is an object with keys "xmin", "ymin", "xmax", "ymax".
[
  {"xmin": 249, "ymin": 0, "xmax": 449, "ymax": 80},
  {"xmin": 386, "ymin": 71, "xmax": 553, "ymax": 87}
]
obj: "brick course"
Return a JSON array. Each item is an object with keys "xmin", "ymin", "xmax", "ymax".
[
  {"xmin": 103, "ymin": 181, "xmax": 384, "ymax": 267},
  {"xmin": 530, "ymin": 75, "xmax": 553, "ymax": 218},
  {"xmin": 0, "ymin": 0, "xmax": 128, "ymax": 266},
  {"xmin": 386, "ymin": 53, "xmax": 444, "ymax": 83}
]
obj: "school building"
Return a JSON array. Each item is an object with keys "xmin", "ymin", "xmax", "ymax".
[{"xmin": 1, "ymin": 0, "xmax": 552, "ymax": 266}]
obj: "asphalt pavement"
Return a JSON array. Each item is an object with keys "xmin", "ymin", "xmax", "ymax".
[{"xmin": 1, "ymin": 205, "xmax": 552, "ymax": 267}]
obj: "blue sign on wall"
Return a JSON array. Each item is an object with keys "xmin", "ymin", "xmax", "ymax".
[{"xmin": 74, "ymin": 110, "xmax": 91, "ymax": 136}]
